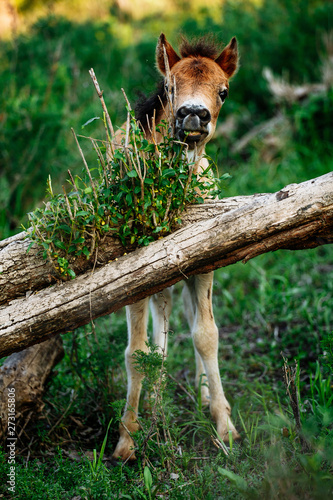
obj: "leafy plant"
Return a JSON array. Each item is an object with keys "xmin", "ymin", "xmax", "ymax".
[
  {"xmin": 130, "ymin": 341, "xmax": 179, "ymax": 468},
  {"xmin": 25, "ymin": 90, "xmax": 223, "ymax": 279},
  {"xmin": 132, "ymin": 341, "xmax": 166, "ymax": 390}
]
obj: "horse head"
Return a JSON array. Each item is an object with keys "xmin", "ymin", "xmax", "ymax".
[{"xmin": 155, "ymin": 34, "xmax": 238, "ymax": 154}]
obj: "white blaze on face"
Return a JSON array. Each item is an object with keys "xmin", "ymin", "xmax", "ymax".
[{"xmin": 178, "ymin": 98, "xmax": 210, "ymax": 110}]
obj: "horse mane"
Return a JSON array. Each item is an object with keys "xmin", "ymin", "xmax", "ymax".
[
  {"xmin": 135, "ymin": 36, "xmax": 222, "ymax": 131},
  {"xmin": 135, "ymin": 80, "xmax": 167, "ymax": 132},
  {"xmin": 179, "ymin": 35, "xmax": 222, "ymax": 60}
]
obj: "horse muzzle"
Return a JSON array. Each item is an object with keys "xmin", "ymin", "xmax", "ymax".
[{"xmin": 175, "ymin": 104, "xmax": 211, "ymax": 149}]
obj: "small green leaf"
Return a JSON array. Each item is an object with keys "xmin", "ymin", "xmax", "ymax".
[
  {"xmin": 220, "ymin": 172, "xmax": 232, "ymax": 180},
  {"xmin": 114, "ymin": 150, "xmax": 125, "ymax": 160},
  {"xmin": 54, "ymin": 240, "xmax": 66, "ymax": 250},
  {"xmin": 81, "ymin": 116, "xmax": 100, "ymax": 128},
  {"xmin": 126, "ymin": 193, "xmax": 133, "ymax": 204},
  {"xmin": 127, "ymin": 170, "xmax": 138, "ymax": 178},
  {"xmin": 57, "ymin": 257, "xmax": 69, "ymax": 268},
  {"xmin": 26, "ymin": 242, "xmax": 34, "ymax": 253},
  {"xmin": 115, "ymin": 191, "xmax": 123, "ymax": 202},
  {"xmin": 82, "ymin": 246, "xmax": 90, "ymax": 257},
  {"xmin": 144, "ymin": 143, "xmax": 156, "ymax": 153},
  {"xmin": 73, "ymin": 237, "xmax": 85, "ymax": 244},
  {"xmin": 143, "ymin": 466, "xmax": 153, "ymax": 491},
  {"xmin": 67, "ymin": 269, "xmax": 76, "ymax": 279},
  {"xmin": 58, "ymin": 224, "xmax": 72, "ymax": 234},
  {"xmin": 162, "ymin": 168, "xmax": 176, "ymax": 178}
]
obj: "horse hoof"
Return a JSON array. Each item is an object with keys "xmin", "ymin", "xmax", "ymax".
[{"xmin": 219, "ymin": 427, "xmax": 241, "ymax": 444}]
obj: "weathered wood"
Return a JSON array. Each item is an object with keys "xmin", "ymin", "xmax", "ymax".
[
  {"xmin": 0, "ymin": 335, "xmax": 64, "ymax": 439},
  {"xmin": 0, "ymin": 172, "xmax": 332, "ymax": 358},
  {"xmin": 0, "ymin": 194, "xmax": 264, "ymax": 306}
]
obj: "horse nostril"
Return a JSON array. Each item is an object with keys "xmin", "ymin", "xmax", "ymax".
[
  {"xmin": 198, "ymin": 108, "xmax": 211, "ymax": 124},
  {"xmin": 176, "ymin": 105, "xmax": 211, "ymax": 125},
  {"xmin": 177, "ymin": 106, "xmax": 189, "ymax": 119}
]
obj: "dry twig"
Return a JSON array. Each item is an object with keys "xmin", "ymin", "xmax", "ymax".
[
  {"xmin": 89, "ymin": 68, "xmax": 115, "ymax": 140},
  {"xmin": 281, "ymin": 353, "xmax": 310, "ymax": 452}
]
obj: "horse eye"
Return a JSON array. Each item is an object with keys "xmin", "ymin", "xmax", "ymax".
[{"xmin": 219, "ymin": 89, "xmax": 228, "ymax": 101}]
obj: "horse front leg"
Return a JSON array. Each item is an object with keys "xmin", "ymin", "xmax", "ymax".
[
  {"xmin": 150, "ymin": 288, "xmax": 172, "ymax": 354},
  {"xmin": 182, "ymin": 283, "xmax": 210, "ymax": 405},
  {"xmin": 185, "ymin": 273, "xmax": 240, "ymax": 443},
  {"xmin": 112, "ymin": 298, "xmax": 150, "ymax": 461}
]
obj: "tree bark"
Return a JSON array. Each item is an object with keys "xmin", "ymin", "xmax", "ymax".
[
  {"xmin": 0, "ymin": 194, "xmax": 265, "ymax": 306},
  {"xmin": 0, "ymin": 335, "xmax": 64, "ymax": 440},
  {"xmin": 0, "ymin": 172, "xmax": 332, "ymax": 359}
]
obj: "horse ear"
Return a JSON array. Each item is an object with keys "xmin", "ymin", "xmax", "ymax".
[
  {"xmin": 215, "ymin": 37, "xmax": 238, "ymax": 78},
  {"xmin": 156, "ymin": 33, "xmax": 181, "ymax": 75}
]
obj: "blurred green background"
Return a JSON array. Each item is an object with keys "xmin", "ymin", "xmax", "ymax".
[{"xmin": 1, "ymin": 0, "xmax": 333, "ymax": 239}]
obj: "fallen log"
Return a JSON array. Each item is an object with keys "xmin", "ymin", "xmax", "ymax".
[
  {"xmin": 0, "ymin": 172, "xmax": 332, "ymax": 359},
  {"xmin": 0, "ymin": 193, "xmax": 265, "ymax": 306},
  {"xmin": 0, "ymin": 335, "xmax": 64, "ymax": 440}
]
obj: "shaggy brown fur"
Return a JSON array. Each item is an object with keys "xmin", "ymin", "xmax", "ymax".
[
  {"xmin": 135, "ymin": 36, "xmax": 226, "ymax": 129},
  {"xmin": 179, "ymin": 35, "xmax": 222, "ymax": 60}
]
